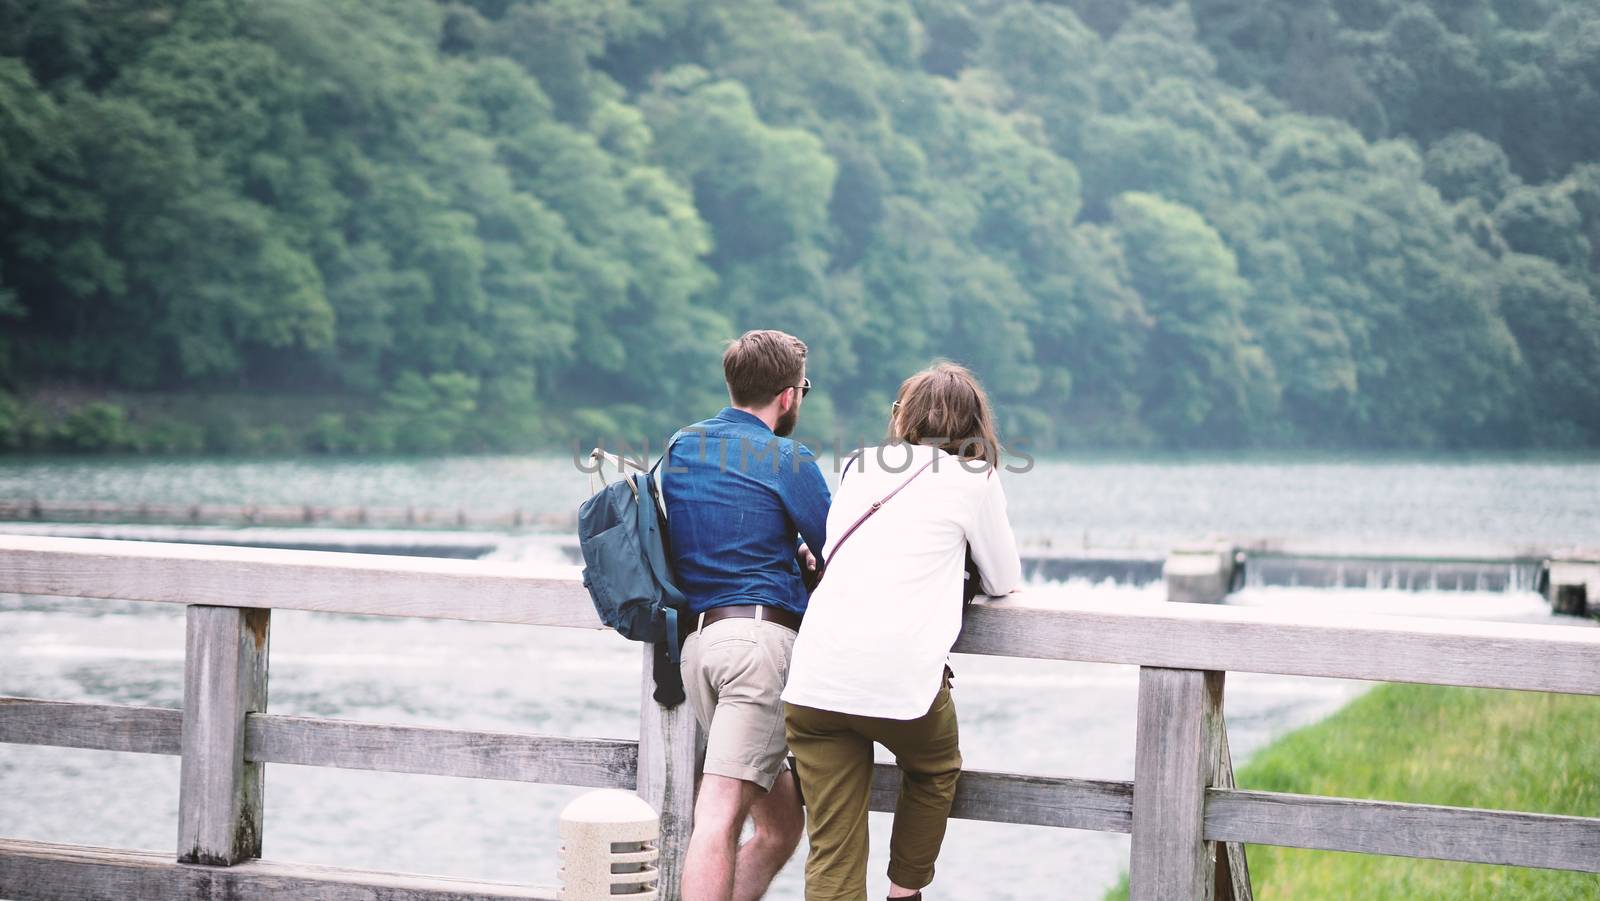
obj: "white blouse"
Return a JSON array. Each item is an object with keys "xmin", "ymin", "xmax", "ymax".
[{"xmin": 782, "ymin": 443, "xmax": 1023, "ymax": 720}]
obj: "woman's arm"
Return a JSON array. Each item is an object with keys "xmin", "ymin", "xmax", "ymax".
[{"xmin": 968, "ymin": 471, "xmax": 1022, "ymax": 596}]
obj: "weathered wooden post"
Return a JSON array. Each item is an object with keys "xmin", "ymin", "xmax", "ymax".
[
  {"xmin": 177, "ymin": 605, "xmax": 270, "ymax": 865},
  {"xmin": 637, "ymin": 645, "xmax": 699, "ymax": 901},
  {"xmin": 1210, "ymin": 724, "xmax": 1252, "ymax": 901},
  {"xmin": 1130, "ymin": 668, "xmax": 1225, "ymax": 900}
]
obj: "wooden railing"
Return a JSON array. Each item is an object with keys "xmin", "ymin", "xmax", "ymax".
[{"xmin": 1, "ymin": 534, "xmax": 1598, "ymax": 900}]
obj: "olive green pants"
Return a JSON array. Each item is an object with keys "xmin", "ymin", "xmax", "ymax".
[{"xmin": 783, "ymin": 677, "xmax": 962, "ymax": 901}]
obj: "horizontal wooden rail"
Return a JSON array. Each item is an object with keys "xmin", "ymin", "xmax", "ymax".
[
  {"xmin": 0, "ymin": 698, "xmax": 183, "ymax": 755},
  {"xmin": 0, "ymin": 838, "xmax": 558, "ymax": 901},
  {"xmin": 0, "ymin": 697, "xmax": 1126, "ymax": 830},
  {"xmin": 953, "ymin": 602, "xmax": 1600, "ymax": 696},
  {"xmin": 0, "ymin": 534, "xmax": 598, "ymax": 627},
  {"xmin": 1205, "ymin": 789, "xmax": 1600, "ymax": 873},
  {"xmin": 3, "ymin": 535, "xmax": 1596, "ymax": 695},
  {"xmin": 245, "ymin": 714, "xmax": 636, "ymax": 789},
  {"xmin": 871, "ymin": 765, "xmax": 1134, "ymax": 833},
  {"xmin": 0, "ymin": 698, "xmax": 636, "ymax": 789},
  {"xmin": 10, "ymin": 697, "xmax": 1595, "ymax": 873}
]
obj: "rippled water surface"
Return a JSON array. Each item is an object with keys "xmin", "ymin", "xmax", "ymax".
[{"xmin": 3, "ymin": 451, "xmax": 1599, "ymax": 549}]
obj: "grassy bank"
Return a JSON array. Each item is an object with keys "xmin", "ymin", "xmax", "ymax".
[{"xmin": 1106, "ymin": 683, "xmax": 1600, "ymax": 899}]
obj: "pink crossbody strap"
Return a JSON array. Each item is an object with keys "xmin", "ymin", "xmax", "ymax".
[{"xmin": 817, "ymin": 456, "xmax": 937, "ymax": 580}]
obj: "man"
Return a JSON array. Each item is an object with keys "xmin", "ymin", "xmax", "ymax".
[{"xmin": 662, "ymin": 329, "xmax": 831, "ymax": 901}]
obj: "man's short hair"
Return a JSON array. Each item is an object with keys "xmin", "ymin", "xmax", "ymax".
[{"xmin": 723, "ymin": 330, "xmax": 807, "ymax": 407}]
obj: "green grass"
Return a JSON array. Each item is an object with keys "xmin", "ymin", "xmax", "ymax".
[{"xmin": 1105, "ymin": 683, "xmax": 1600, "ymax": 899}]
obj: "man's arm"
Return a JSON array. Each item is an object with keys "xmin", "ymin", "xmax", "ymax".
[{"xmin": 780, "ymin": 443, "xmax": 831, "ymax": 559}]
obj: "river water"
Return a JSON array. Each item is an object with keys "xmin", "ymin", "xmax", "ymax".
[
  {"xmin": 4, "ymin": 451, "xmax": 1600, "ymax": 549},
  {"xmin": 1, "ymin": 453, "xmax": 1597, "ymax": 899}
]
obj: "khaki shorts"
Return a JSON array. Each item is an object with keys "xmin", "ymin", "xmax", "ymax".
[{"xmin": 680, "ymin": 613, "xmax": 797, "ymax": 791}]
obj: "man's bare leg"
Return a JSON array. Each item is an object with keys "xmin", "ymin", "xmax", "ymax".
[
  {"xmin": 682, "ymin": 774, "xmax": 759, "ymax": 901},
  {"xmin": 732, "ymin": 769, "xmax": 804, "ymax": 901},
  {"xmin": 681, "ymin": 772, "xmax": 804, "ymax": 901}
]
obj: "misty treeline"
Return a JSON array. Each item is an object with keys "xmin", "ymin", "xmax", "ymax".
[{"xmin": 1, "ymin": 0, "xmax": 1597, "ymax": 454}]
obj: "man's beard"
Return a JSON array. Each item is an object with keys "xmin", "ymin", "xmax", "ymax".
[{"xmin": 775, "ymin": 405, "xmax": 799, "ymax": 437}]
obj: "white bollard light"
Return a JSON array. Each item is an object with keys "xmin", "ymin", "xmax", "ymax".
[{"xmin": 559, "ymin": 789, "xmax": 661, "ymax": 899}]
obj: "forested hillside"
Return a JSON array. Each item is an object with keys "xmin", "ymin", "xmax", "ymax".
[{"xmin": 2, "ymin": 0, "xmax": 1597, "ymax": 453}]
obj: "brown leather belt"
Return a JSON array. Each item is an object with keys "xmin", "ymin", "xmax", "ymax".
[{"xmin": 689, "ymin": 604, "xmax": 802, "ymax": 634}]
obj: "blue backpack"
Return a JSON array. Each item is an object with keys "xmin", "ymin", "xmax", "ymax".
[{"xmin": 577, "ymin": 434, "xmax": 687, "ymax": 706}]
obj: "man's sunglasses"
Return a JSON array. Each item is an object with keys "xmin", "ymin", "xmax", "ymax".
[{"xmin": 782, "ymin": 377, "xmax": 811, "ymax": 398}]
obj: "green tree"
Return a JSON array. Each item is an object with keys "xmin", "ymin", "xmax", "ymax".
[
  {"xmin": 2, "ymin": 0, "xmax": 1598, "ymax": 454},
  {"xmin": 1111, "ymin": 192, "xmax": 1276, "ymax": 440},
  {"xmin": 1423, "ymin": 130, "xmax": 1517, "ymax": 208},
  {"xmin": 1496, "ymin": 254, "xmax": 1600, "ymax": 441},
  {"xmin": 1494, "ymin": 184, "xmax": 1591, "ymax": 269}
]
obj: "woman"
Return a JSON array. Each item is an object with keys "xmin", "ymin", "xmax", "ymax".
[{"xmin": 782, "ymin": 362, "xmax": 1023, "ymax": 901}]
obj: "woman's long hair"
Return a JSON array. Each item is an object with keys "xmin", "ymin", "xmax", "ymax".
[{"xmin": 887, "ymin": 361, "xmax": 1002, "ymax": 469}]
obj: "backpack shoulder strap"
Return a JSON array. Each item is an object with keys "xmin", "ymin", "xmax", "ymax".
[
  {"xmin": 649, "ymin": 429, "xmax": 686, "ymax": 475},
  {"xmin": 636, "ymin": 472, "xmax": 687, "ymax": 606},
  {"xmin": 840, "ymin": 450, "xmax": 862, "ymax": 481},
  {"xmin": 649, "ymin": 429, "xmax": 688, "ymax": 519},
  {"xmin": 634, "ymin": 471, "xmax": 688, "ymax": 662}
]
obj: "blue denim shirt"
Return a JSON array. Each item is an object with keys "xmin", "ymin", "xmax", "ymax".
[{"xmin": 661, "ymin": 408, "xmax": 831, "ymax": 616}]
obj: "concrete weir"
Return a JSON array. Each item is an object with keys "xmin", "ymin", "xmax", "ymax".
[
  {"xmin": 1163, "ymin": 546, "xmax": 1243, "ymax": 604},
  {"xmin": 1243, "ymin": 553, "xmax": 1545, "ymax": 594},
  {"xmin": 1020, "ymin": 544, "xmax": 1562, "ymax": 605},
  {"xmin": 1021, "ymin": 548, "xmax": 1167, "ymax": 586}
]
